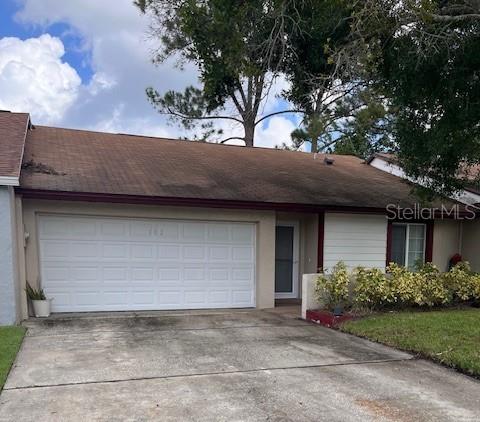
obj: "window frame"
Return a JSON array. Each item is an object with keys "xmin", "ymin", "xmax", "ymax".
[{"xmin": 390, "ymin": 222, "xmax": 427, "ymax": 269}]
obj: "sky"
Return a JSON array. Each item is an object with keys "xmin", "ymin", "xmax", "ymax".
[{"xmin": 0, "ymin": 0, "xmax": 300, "ymax": 148}]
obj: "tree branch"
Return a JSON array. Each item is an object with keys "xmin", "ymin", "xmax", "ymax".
[
  {"xmin": 430, "ymin": 13, "xmax": 480, "ymax": 23},
  {"xmin": 254, "ymin": 108, "xmax": 303, "ymax": 125},
  {"xmin": 161, "ymin": 109, "xmax": 244, "ymax": 124},
  {"xmin": 220, "ymin": 136, "xmax": 246, "ymax": 144}
]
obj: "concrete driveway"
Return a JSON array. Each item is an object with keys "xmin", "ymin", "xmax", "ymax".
[{"xmin": 1, "ymin": 309, "xmax": 479, "ymax": 421}]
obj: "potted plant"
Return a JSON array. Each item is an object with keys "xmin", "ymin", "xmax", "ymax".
[{"xmin": 26, "ymin": 282, "xmax": 52, "ymax": 317}]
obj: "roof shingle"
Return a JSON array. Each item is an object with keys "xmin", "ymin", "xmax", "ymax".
[
  {"xmin": 0, "ymin": 112, "xmax": 29, "ymax": 181},
  {"xmin": 17, "ymin": 124, "xmax": 437, "ymax": 210}
]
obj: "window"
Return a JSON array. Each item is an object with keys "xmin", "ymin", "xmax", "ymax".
[{"xmin": 390, "ymin": 223, "xmax": 426, "ymax": 270}]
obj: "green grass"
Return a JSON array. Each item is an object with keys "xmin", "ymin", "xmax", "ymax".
[
  {"xmin": 0, "ymin": 326, "xmax": 26, "ymax": 390},
  {"xmin": 341, "ymin": 308, "xmax": 480, "ymax": 377}
]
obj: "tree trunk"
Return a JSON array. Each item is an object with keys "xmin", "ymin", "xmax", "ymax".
[{"xmin": 244, "ymin": 120, "xmax": 255, "ymax": 147}]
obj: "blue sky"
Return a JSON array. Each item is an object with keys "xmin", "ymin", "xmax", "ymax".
[
  {"xmin": 0, "ymin": 0, "xmax": 299, "ymax": 148},
  {"xmin": 0, "ymin": 1, "xmax": 93, "ymax": 83}
]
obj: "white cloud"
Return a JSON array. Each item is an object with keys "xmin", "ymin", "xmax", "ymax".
[
  {"xmin": 255, "ymin": 116, "xmax": 299, "ymax": 149},
  {"xmin": 0, "ymin": 34, "xmax": 81, "ymax": 123},
  {"xmin": 14, "ymin": 0, "xmax": 198, "ymax": 136},
  {"xmin": 93, "ymin": 103, "xmax": 173, "ymax": 138},
  {"xmin": 9, "ymin": 0, "xmax": 299, "ymax": 147}
]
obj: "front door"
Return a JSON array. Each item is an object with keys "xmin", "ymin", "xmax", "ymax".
[{"xmin": 275, "ymin": 223, "xmax": 299, "ymax": 299}]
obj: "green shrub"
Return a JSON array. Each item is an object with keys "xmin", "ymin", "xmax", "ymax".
[
  {"xmin": 354, "ymin": 267, "xmax": 393, "ymax": 309},
  {"xmin": 315, "ymin": 261, "xmax": 350, "ymax": 310},
  {"xmin": 316, "ymin": 260, "xmax": 480, "ymax": 311},
  {"xmin": 387, "ymin": 262, "xmax": 419, "ymax": 306},
  {"xmin": 442, "ymin": 261, "xmax": 479, "ymax": 302},
  {"xmin": 416, "ymin": 262, "xmax": 451, "ymax": 307}
]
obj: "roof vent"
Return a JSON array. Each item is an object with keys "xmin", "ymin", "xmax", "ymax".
[{"xmin": 324, "ymin": 156, "xmax": 335, "ymax": 165}]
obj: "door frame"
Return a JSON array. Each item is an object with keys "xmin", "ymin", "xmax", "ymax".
[{"xmin": 275, "ymin": 221, "xmax": 300, "ymax": 299}]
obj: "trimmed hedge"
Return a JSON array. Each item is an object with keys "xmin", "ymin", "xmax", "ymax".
[{"xmin": 316, "ymin": 261, "xmax": 480, "ymax": 311}]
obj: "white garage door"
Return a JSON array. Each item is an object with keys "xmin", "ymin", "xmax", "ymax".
[{"xmin": 38, "ymin": 215, "xmax": 256, "ymax": 312}]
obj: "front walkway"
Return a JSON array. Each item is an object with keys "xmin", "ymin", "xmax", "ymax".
[{"xmin": 1, "ymin": 310, "xmax": 479, "ymax": 421}]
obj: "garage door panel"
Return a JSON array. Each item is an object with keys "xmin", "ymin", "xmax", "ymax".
[
  {"xmin": 232, "ymin": 289, "xmax": 254, "ymax": 305},
  {"xmin": 131, "ymin": 266, "xmax": 155, "ymax": 281},
  {"xmin": 39, "ymin": 215, "xmax": 255, "ymax": 312},
  {"xmin": 207, "ymin": 224, "xmax": 229, "ymax": 242},
  {"xmin": 70, "ymin": 242, "xmax": 99, "ymax": 258},
  {"xmin": 158, "ymin": 267, "xmax": 181, "ymax": 281},
  {"xmin": 208, "ymin": 246, "xmax": 229, "ymax": 260},
  {"xmin": 73, "ymin": 266, "xmax": 99, "ymax": 282},
  {"xmin": 157, "ymin": 223, "xmax": 179, "ymax": 240},
  {"xmin": 232, "ymin": 246, "xmax": 254, "ymax": 261},
  {"xmin": 102, "ymin": 243, "xmax": 129, "ymax": 259},
  {"xmin": 158, "ymin": 245, "xmax": 180, "ymax": 259},
  {"xmin": 42, "ymin": 241, "xmax": 70, "ymax": 258},
  {"xmin": 182, "ymin": 223, "xmax": 206, "ymax": 241},
  {"xmin": 102, "ymin": 266, "xmax": 128, "ymax": 281},
  {"xmin": 104, "ymin": 290, "xmax": 129, "ymax": 306},
  {"xmin": 100, "ymin": 221, "xmax": 127, "ymax": 237},
  {"xmin": 232, "ymin": 225, "xmax": 254, "ymax": 242},
  {"xmin": 44, "ymin": 290, "xmax": 71, "ymax": 310},
  {"xmin": 131, "ymin": 244, "xmax": 155, "ymax": 259},
  {"xmin": 183, "ymin": 245, "xmax": 205, "ymax": 260},
  {"xmin": 157, "ymin": 291, "xmax": 182, "ymax": 306}
]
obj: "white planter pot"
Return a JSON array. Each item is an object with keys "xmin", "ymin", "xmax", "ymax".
[{"xmin": 32, "ymin": 299, "xmax": 52, "ymax": 318}]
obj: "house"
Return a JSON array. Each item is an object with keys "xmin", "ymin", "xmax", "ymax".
[
  {"xmin": 1, "ymin": 111, "xmax": 479, "ymax": 324},
  {"xmin": 368, "ymin": 153, "xmax": 480, "ymax": 205}
]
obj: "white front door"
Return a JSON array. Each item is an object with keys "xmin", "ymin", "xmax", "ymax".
[
  {"xmin": 38, "ymin": 214, "xmax": 256, "ymax": 312},
  {"xmin": 274, "ymin": 222, "xmax": 299, "ymax": 299}
]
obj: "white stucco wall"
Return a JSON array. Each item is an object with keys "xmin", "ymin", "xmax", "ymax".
[
  {"xmin": 0, "ymin": 187, "xmax": 19, "ymax": 325},
  {"xmin": 461, "ymin": 220, "xmax": 480, "ymax": 272},
  {"xmin": 432, "ymin": 219, "xmax": 461, "ymax": 272},
  {"xmin": 323, "ymin": 213, "xmax": 387, "ymax": 272}
]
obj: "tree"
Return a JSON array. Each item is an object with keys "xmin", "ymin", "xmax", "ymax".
[
  {"xmin": 135, "ymin": 0, "xmax": 299, "ymax": 146},
  {"xmin": 345, "ymin": 0, "xmax": 480, "ymax": 194},
  {"xmin": 279, "ymin": 0, "xmax": 391, "ymax": 156}
]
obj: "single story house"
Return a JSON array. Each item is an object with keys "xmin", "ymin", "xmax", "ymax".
[{"xmin": 1, "ymin": 111, "xmax": 479, "ymax": 324}]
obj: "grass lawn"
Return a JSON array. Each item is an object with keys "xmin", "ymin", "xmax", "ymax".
[
  {"xmin": 341, "ymin": 308, "xmax": 480, "ymax": 378},
  {"xmin": 0, "ymin": 326, "xmax": 26, "ymax": 391}
]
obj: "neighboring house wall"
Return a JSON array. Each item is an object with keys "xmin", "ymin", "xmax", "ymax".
[
  {"xmin": 323, "ymin": 213, "xmax": 387, "ymax": 272},
  {"xmin": 431, "ymin": 220, "xmax": 462, "ymax": 272},
  {"xmin": 461, "ymin": 220, "xmax": 480, "ymax": 272},
  {"xmin": 0, "ymin": 187, "xmax": 19, "ymax": 324},
  {"xmin": 19, "ymin": 199, "xmax": 276, "ymax": 319}
]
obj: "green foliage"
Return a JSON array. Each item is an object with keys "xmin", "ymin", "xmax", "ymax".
[
  {"xmin": 354, "ymin": 267, "xmax": 395, "ymax": 309},
  {"xmin": 442, "ymin": 261, "xmax": 480, "ymax": 302},
  {"xmin": 25, "ymin": 282, "xmax": 46, "ymax": 301},
  {"xmin": 321, "ymin": 260, "xmax": 480, "ymax": 311},
  {"xmin": 351, "ymin": 0, "xmax": 480, "ymax": 195},
  {"xmin": 282, "ymin": 1, "xmax": 391, "ymax": 155},
  {"xmin": 137, "ymin": 0, "xmax": 291, "ymax": 145},
  {"xmin": 354, "ymin": 262, "xmax": 480, "ymax": 310},
  {"xmin": 416, "ymin": 263, "xmax": 451, "ymax": 307},
  {"xmin": 315, "ymin": 261, "xmax": 350, "ymax": 309}
]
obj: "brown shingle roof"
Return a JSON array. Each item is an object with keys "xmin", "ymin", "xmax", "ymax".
[
  {"xmin": 0, "ymin": 112, "xmax": 29, "ymax": 181},
  {"xmin": 19, "ymin": 125, "xmax": 448, "ymax": 209}
]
